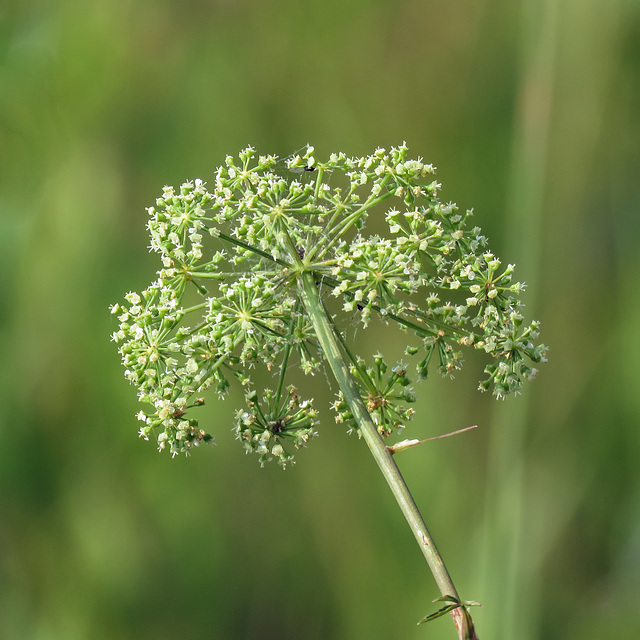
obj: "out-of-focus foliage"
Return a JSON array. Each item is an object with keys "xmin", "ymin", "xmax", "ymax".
[{"xmin": 1, "ymin": 1, "xmax": 639, "ymax": 638}]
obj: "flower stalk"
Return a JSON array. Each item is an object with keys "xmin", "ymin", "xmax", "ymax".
[
  {"xmin": 299, "ymin": 271, "xmax": 478, "ymax": 639},
  {"xmin": 111, "ymin": 144, "xmax": 546, "ymax": 637}
]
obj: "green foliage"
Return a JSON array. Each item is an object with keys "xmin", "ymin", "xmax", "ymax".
[
  {"xmin": 111, "ymin": 144, "xmax": 546, "ymax": 461},
  {"xmin": 5, "ymin": 0, "xmax": 638, "ymax": 637}
]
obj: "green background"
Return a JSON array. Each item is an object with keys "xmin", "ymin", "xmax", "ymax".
[{"xmin": 2, "ymin": 0, "xmax": 639, "ymax": 638}]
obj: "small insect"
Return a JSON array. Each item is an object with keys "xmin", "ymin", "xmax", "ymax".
[
  {"xmin": 273, "ymin": 146, "xmax": 317, "ymax": 177},
  {"xmin": 269, "ymin": 418, "xmax": 286, "ymax": 434},
  {"xmin": 288, "ymin": 165, "xmax": 317, "ymax": 174}
]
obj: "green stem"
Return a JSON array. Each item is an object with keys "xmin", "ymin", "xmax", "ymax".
[
  {"xmin": 306, "ymin": 183, "xmax": 393, "ymax": 262},
  {"xmin": 216, "ymin": 231, "xmax": 294, "ymax": 269},
  {"xmin": 297, "ymin": 270, "xmax": 478, "ymax": 640},
  {"xmin": 275, "ymin": 337, "xmax": 294, "ymax": 415}
]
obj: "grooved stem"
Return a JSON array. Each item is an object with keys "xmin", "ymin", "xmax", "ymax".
[{"xmin": 297, "ymin": 271, "xmax": 478, "ymax": 640}]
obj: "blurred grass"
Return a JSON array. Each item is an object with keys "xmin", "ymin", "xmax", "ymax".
[{"xmin": 2, "ymin": 0, "xmax": 640, "ymax": 638}]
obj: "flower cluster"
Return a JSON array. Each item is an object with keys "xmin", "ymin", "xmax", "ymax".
[
  {"xmin": 111, "ymin": 144, "xmax": 546, "ymax": 462},
  {"xmin": 235, "ymin": 387, "xmax": 318, "ymax": 468},
  {"xmin": 333, "ymin": 354, "xmax": 416, "ymax": 437}
]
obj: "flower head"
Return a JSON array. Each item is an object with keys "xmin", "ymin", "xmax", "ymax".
[{"xmin": 112, "ymin": 144, "xmax": 546, "ymax": 461}]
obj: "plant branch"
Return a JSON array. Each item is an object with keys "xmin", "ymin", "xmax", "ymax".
[{"xmin": 297, "ymin": 271, "xmax": 478, "ymax": 640}]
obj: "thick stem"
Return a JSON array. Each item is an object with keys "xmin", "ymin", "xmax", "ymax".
[{"xmin": 298, "ymin": 271, "xmax": 478, "ymax": 640}]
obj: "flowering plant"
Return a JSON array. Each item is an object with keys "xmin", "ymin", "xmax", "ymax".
[{"xmin": 111, "ymin": 144, "xmax": 546, "ymax": 638}]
